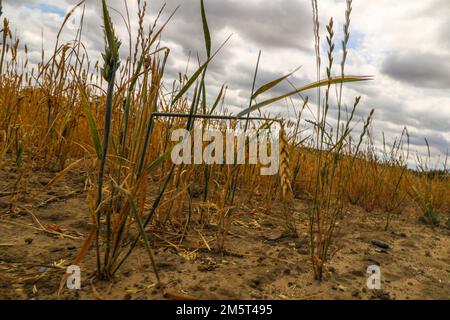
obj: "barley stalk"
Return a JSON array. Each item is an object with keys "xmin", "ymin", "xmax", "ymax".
[{"xmin": 279, "ymin": 125, "xmax": 292, "ymax": 200}]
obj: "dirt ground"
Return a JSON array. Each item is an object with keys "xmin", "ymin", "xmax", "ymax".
[{"xmin": 0, "ymin": 162, "xmax": 449, "ymax": 300}]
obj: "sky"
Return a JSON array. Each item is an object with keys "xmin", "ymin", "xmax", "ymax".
[{"xmin": 3, "ymin": 0, "xmax": 450, "ymax": 167}]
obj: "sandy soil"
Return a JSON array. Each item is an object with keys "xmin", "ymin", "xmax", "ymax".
[{"xmin": 0, "ymin": 162, "xmax": 449, "ymax": 300}]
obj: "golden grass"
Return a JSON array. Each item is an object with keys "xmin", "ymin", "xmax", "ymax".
[{"xmin": 0, "ymin": 0, "xmax": 448, "ymax": 290}]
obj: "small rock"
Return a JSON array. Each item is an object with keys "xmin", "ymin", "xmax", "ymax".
[
  {"xmin": 37, "ymin": 267, "xmax": 47, "ymax": 273},
  {"xmin": 366, "ymin": 257, "xmax": 381, "ymax": 266},
  {"xmin": 38, "ymin": 177, "xmax": 51, "ymax": 186},
  {"xmin": 189, "ymin": 284, "xmax": 204, "ymax": 292},
  {"xmin": 156, "ymin": 262, "xmax": 176, "ymax": 270},
  {"xmin": 277, "ymin": 248, "xmax": 290, "ymax": 259},
  {"xmin": 204, "ymin": 223, "xmax": 218, "ymax": 231},
  {"xmin": 124, "ymin": 293, "xmax": 132, "ymax": 300},
  {"xmin": 217, "ymin": 287, "xmax": 235, "ymax": 298},
  {"xmin": 298, "ymin": 249, "xmax": 309, "ymax": 255},
  {"xmin": 399, "ymin": 240, "xmax": 417, "ymax": 248},
  {"xmin": 133, "ymin": 283, "xmax": 144, "ymax": 289},
  {"xmin": 370, "ymin": 290, "xmax": 391, "ymax": 300},
  {"xmin": 350, "ymin": 270, "xmax": 365, "ymax": 277},
  {"xmin": 249, "ymin": 278, "xmax": 262, "ymax": 289},
  {"xmin": 331, "ymin": 284, "xmax": 345, "ymax": 291},
  {"xmin": 197, "ymin": 264, "xmax": 216, "ymax": 272},
  {"xmin": 0, "ymin": 200, "xmax": 9, "ymax": 209},
  {"xmin": 337, "ymin": 285, "xmax": 346, "ymax": 292},
  {"xmin": 122, "ymin": 270, "xmax": 132, "ymax": 277},
  {"xmin": 352, "ymin": 290, "xmax": 360, "ymax": 297},
  {"xmin": 371, "ymin": 239, "xmax": 390, "ymax": 249},
  {"xmin": 264, "ymin": 230, "xmax": 285, "ymax": 241},
  {"xmin": 261, "ymin": 220, "xmax": 276, "ymax": 228}
]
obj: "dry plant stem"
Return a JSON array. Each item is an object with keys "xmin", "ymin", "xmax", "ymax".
[
  {"xmin": 96, "ymin": 0, "xmax": 121, "ymax": 279},
  {"xmin": 307, "ymin": 13, "xmax": 374, "ymax": 280},
  {"xmin": 336, "ymin": 0, "xmax": 352, "ymax": 144},
  {"xmin": 280, "ymin": 125, "xmax": 296, "ymax": 235},
  {"xmin": 280, "ymin": 126, "xmax": 293, "ymax": 199}
]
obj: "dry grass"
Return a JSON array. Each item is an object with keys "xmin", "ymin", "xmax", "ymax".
[{"xmin": 0, "ymin": 0, "xmax": 448, "ymax": 295}]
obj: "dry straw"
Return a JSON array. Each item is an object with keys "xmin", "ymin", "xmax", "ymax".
[{"xmin": 279, "ymin": 125, "xmax": 293, "ymax": 200}]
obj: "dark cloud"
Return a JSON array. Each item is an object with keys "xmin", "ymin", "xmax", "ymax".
[
  {"xmin": 155, "ymin": 0, "xmax": 314, "ymax": 54},
  {"xmin": 408, "ymin": 131, "xmax": 449, "ymax": 154},
  {"xmin": 381, "ymin": 51, "xmax": 450, "ymax": 89},
  {"xmin": 366, "ymin": 93, "xmax": 450, "ymax": 134}
]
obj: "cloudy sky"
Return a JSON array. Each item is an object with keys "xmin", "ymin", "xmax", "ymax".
[{"xmin": 3, "ymin": 0, "xmax": 450, "ymax": 167}]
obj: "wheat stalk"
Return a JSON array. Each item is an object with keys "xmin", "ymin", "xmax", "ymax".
[{"xmin": 279, "ymin": 125, "xmax": 292, "ymax": 199}]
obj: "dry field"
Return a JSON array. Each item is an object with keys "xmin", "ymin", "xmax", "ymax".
[{"xmin": 0, "ymin": 0, "xmax": 449, "ymax": 300}]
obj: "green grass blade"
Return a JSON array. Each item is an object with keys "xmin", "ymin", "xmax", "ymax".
[
  {"xmin": 171, "ymin": 35, "xmax": 232, "ymax": 107},
  {"xmin": 114, "ymin": 186, "xmax": 162, "ymax": 288},
  {"xmin": 171, "ymin": 61, "xmax": 208, "ymax": 107},
  {"xmin": 79, "ymin": 87, "xmax": 102, "ymax": 159},
  {"xmin": 238, "ymin": 75, "xmax": 373, "ymax": 117},
  {"xmin": 101, "ymin": 0, "xmax": 116, "ymax": 52},
  {"xmin": 200, "ymin": 0, "xmax": 211, "ymax": 58},
  {"xmin": 251, "ymin": 66, "xmax": 301, "ymax": 100},
  {"xmin": 148, "ymin": 6, "xmax": 179, "ymax": 48},
  {"xmin": 60, "ymin": 110, "xmax": 72, "ymax": 137},
  {"xmin": 147, "ymin": 147, "xmax": 172, "ymax": 173},
  {"xmin": 209, "ymin": 84, "xmax": 225, "ymax": 115}
]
